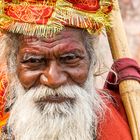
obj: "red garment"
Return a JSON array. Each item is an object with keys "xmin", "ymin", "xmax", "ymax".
[
  {"xmin": 98, "ymin": 90, "xmax": 132, "ymax": 140},
  {"xmin": 98, "ymin": 58, "xmax": 140, "ymax": 140}
]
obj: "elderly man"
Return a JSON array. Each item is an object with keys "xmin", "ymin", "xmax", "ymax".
[
  {"xmin": 0, "ymin": 27, "xmax": 107, "ymax": 140},
  {"xmin": 0, "ymin": 0, "xmax": 139, "ymax": 140}
]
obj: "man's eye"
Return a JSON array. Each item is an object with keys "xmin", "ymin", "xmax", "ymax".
[
  {"xmin": 60, "ymin": 53, "xmax": 80, "ymax": 64},
  {"xmin": 21, "ymin": 58, "xmax": 45, "ymax": 64}
]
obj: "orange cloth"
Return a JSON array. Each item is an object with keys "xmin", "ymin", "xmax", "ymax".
[
  {"xmin": 0, "ymin": 70, "xmax": 9, "ymax": 132},
  {"xmin": 98, "ymin": 90, "xmax": 132, "ymax": 140}
]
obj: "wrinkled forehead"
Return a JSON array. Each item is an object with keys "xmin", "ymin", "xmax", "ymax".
[{"xmin": 19, "ymin": 27, "xmax": 85, "ymax": 44}]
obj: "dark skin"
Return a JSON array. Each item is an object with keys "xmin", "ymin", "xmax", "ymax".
[{"xmin": 16, "ymin": 28, "xmax": 90, "ymax": 91}]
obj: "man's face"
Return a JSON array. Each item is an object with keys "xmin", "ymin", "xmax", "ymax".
[
  {"xmin": 17, "ymin": 28, "xmax": 90, "ymax": 97},
  {"xmin": 7, "ymin": 28, "xmax": 104, "ymax": 140}
]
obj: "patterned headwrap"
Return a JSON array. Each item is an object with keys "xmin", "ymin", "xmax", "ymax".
[{"xmin": 0, "ymin": 0, "xmax": 113, "ymax": 37}]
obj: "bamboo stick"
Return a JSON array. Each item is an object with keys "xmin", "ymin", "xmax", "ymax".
[{"xmin": 106, "ymin": 0, "xmax": 140, "ymax": 139}]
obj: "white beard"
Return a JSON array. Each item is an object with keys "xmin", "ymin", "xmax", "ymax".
[{"xmin": 7, "ymin": 73, "xmax": 106, "ymax": 140}]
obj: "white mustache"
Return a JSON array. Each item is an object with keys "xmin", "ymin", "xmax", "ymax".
[{"xmin": 24, "ymin": 84, "xmax": 91, "ymax": 104}]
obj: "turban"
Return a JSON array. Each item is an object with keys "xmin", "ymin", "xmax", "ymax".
[{"xmin": 0, "ymin": 0, "xmax": 113, "ymax": 37}]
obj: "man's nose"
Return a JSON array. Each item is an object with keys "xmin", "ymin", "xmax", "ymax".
[{"xmin": 40, "ymin": 61, "xmax": 67, "ymax": 89}]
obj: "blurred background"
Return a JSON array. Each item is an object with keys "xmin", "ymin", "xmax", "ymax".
[
  {"xmin": 120, "ymin": 0, "xmax": 140, "ymax": 63},
  {"xmin": 95, "ymin": 0, "xmax": 140, "ymax": 88}
]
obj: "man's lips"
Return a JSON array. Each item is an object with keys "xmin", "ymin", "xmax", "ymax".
[{"xmin": 35, "ymin": 95, "xmax": 74, "ymax": 104}]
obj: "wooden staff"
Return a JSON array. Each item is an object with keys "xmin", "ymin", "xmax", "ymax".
[{"xmin": 106, "ymin": 0, "xmax": 140, "ymax": 139}]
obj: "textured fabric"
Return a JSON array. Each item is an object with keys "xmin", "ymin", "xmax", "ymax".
[{"xmin": 104, "ymin": 58, "xmax": 140, "ymax": 91}]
